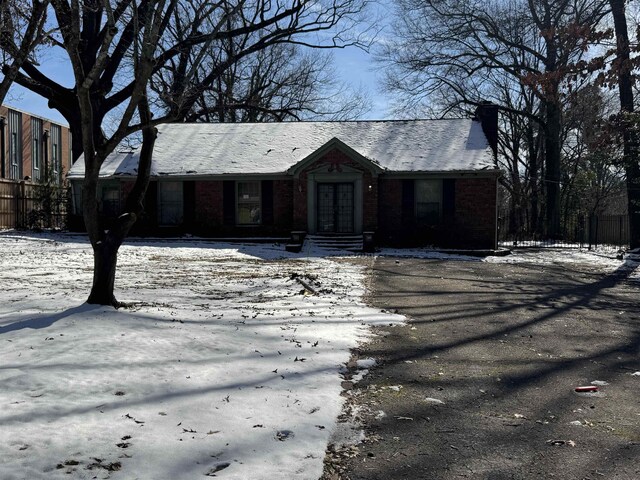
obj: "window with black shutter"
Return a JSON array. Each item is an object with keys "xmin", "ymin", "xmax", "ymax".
[
  {"xmin": 261, "ymin": 180, "xmax": 274, "ymax": 225},
  {"xmin": 401, "ymin": 179, "xmax": 415, "ymax": 227},
  {"xmin": 442, "ymin": 179, "xmax": 455, "ymax": 219},
  {"xmin": 223, "ymin": 180, "xmax": 235, "ymax": 225}
]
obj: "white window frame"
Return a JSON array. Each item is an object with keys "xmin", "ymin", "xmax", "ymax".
[{"xmin": 236, "ymin": 180, "xmax": 262, "ymax": 225}]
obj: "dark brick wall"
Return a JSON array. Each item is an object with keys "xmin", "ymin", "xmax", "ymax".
[
  {"xmin": 454, "ymin": 177, "xmax": 497, "ymax": 248},
  {"xmin": 274, "ymin": 179, "xmax": 293, "ymax": 231},
  {"xmin": 377, "ymin": 176, "xmax": 497, "ymax": 249},
  {"xmin": 195, "ymin": 180, "xmax": 224, "ymax": 229},
  {"xmin": 292, "ymin": 176, "xmax": 306, "ymax": 230},
  {"xmin": 83, "ymin": 167, "xmax": 497, "ymax": 249},
  {"xmin": 363, "ymin": 178, "xmax": 378, "ymax": 231},
  {"xmin": 378, "ymin": 178, "xmax": 403, "ymax": 237}
]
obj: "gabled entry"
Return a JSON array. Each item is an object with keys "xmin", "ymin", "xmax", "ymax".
[{"xmin": 288, "ymin": 137, "xmax": 383, "ymax": 236}]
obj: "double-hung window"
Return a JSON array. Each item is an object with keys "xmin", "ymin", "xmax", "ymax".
[
  {"xmin": 32, "ymin": 118, "xmax": 43, "ymax": 181},
  {"xmin": 50, "ymin": 124, "xmax": 62, "ymax": 182},
  {"xmin": 100, "ymin": 184, "xmax": 120, "ymax": 217},
  {"xmin": 415, "ymin": 179, "xmax": 442, "ymax": 225},
  {"xmin": 158, "ymin": 181, "xmax": 183, "ymax": 225},
  {"xmin": 237, "ymin": 181, "xmax": 261, "ymax": 225},
  {"xmin": 8, "ymin": 110, "xmax": 21, "ymax": 180}
]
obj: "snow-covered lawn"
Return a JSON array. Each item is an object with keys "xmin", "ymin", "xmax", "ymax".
[
  {"xmin": 0, "ymin": 233, "xmax": 403, "ymax": 480},
  {"xmin": 2, "ymin": 234, "xmax": 638, "ymax": 480},
  {"xmin": 381, "ymin": 245, "xmax": 640, "ymax": 281}
]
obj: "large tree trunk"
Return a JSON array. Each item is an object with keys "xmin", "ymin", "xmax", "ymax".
[
  {"xmin": 544, "ymin": 98, "xmax": 562, "ymax": 238},
  {"xmin": 610, "ymin": 0, "xmax": 640, "ymax": 249},
  {"xmin": 85, "ymin": 101, "xmax": 157, "ymax": 307},
  {"xmin": 88, "ymin": 240, "xmax": 120, "ymax": 306},
  {"xmin": 526, "ymin": 123, "xmax": 540, "ymax": 234},
  {"xmin": 541, "ymin": 13, "xmax": 562, "ymax": 239}
]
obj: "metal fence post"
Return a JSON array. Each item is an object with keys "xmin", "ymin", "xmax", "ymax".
[
  {"xmin": 619, "ymin": 215, "xmax": 623, "ymax": 248},
  {"xmin": 18, "ymin": 181, "xmax": 26, "ymax": 228}
]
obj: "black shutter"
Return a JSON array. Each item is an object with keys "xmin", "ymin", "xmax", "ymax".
[
  {"xmin": 443, "ymin": 179, "xmax": 455, "ymax": 219},
  {"xmin": 401, "ymin": 179, "xmax": 415, "ymax": 227},
  {"xmin": 144, "ymin": 181, "xmax": 158, "ymax": 227},
  {"xmin": 223, "ymin": 180, "xmax": 235, "ymax": 225},
  {"xmin": 261, "ymin": 180, "xmax": 274, "ymax": 225},
  {"xmin": 183, "ymin": 181, "xmax": 195, "ymax": 229}
]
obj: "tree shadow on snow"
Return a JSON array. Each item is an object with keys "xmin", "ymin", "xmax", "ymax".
[
  {"xmin": 0, "ymin": 304, "xmax": 100, "ymax": 335},
  {"xmin": 337, "ymin": 256, "xmax": 640, "ymax": 480}
]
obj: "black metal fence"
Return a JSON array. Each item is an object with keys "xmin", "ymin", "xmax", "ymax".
[{"xmin": 498, "ymin": 210, "xmax": 629, "ymax": 251}]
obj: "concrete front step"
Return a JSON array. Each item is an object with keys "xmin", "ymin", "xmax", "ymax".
[{"xmin": 306, "ymin": 235, "xmax": 364, "ymax": 252}]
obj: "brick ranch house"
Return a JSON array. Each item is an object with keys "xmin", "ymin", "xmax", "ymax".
[{"xmin": 68, "ymin": 105, "xmax": 500, "ymax": 249}]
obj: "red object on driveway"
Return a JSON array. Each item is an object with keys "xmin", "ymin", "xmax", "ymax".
[{"xmin": 575, "ymin": 386, "xmax": 599, "ymax": 392}]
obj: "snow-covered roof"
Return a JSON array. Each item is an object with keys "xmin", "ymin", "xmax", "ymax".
[{"xmin": 68, "ymin": 119, "xmax": 497, "ymax": 179}]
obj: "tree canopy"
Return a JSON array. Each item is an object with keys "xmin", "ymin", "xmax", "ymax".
[
  {"xmin": 380, "ymin": 0, "xmax": 640, "ymax": 247},
  {"xmin": 0, "ymin": 0, "xmax": 376, "ymax": 305}
]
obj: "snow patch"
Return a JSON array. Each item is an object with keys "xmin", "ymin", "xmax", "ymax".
[
  {"xmin": 355, "ymin": 358, "xmax": 377, "ymax": 369},
  {"xmin": 0, "ymin": 233, "xmax": 405, "ymax": 480}
]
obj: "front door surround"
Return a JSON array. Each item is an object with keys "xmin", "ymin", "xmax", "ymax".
[
  {"xmin": 317, "ymin": 182, "xmax": 355, "ymax": 233},
  {"xmin": 306, "ymin": 169, "xmax": 364, "ymax": 235}
]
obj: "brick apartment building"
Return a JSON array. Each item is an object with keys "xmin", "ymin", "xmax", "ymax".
[
  {"xmin": 0, "ymin": 105, "xmax": 72, "ymax": 183},
  {"xmin": 69, "ymin": 106, "xmax": 501, "ymax": 249},
  {"xmin": 0, "ymin": 106, "xmax": 73, "ymax": 229}
]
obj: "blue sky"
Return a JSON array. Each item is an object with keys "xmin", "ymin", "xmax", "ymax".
[{"xmin": 4, "ymin": 2, "xmax": 394, "ymax": 125}]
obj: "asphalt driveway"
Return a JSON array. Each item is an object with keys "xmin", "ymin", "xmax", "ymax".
[{"xmin": 324, "ymin": 255, "xmax": 640, "ymax": 480}]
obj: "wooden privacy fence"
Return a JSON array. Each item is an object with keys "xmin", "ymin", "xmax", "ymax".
[{"xmin": 0, "ymin": 179, "xmax": 68, "ymax": 230}]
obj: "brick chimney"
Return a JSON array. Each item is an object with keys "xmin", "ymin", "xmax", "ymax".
[{"xmin": 474, "ymin": 102, "xmax": 498, "ymax": 158}]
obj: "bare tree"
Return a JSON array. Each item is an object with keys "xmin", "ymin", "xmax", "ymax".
[
  {"xmin": 0, "ymin": 0, "xmax": 49, "ymax": 104},
  {"xmin": 155, "ymin": 37, "xmax": 370, "ymax": 122},
  {"xmin": 608, "ymin": 0, "xmax": 640, "ymax": 248},
  {"xmin": 4, "ymin": 0, "xmax": 373, "ymax": 306},
  {"xmin": 380, "ymin": 0, "xmax": 608, "ymax": 237},
  {"xmin": 561, "ymin": 84, "xmax": 624, "ymax": 217}
]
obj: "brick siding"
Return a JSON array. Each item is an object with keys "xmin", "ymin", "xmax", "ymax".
[
  {"xmin": 378, "ymin": 178, "xmax": 403, "ymax": 238},
  {"xmin": 377, "ymin": 176, "xmax": 497, "ymax": 249},
  {"xmin": 454, "ymin": 177, "xmax": 497, "ymax": 248},
  {"xmin": 274, "ymin": 179, "xmax": 293, "ymax": 231},
  {"xmin": 195, "ymin": 180, "xmax": 224, "ymax": 229},
  {"xmin": 0, "ymin": 105, "xmax": 71, "ymax": 182}
]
